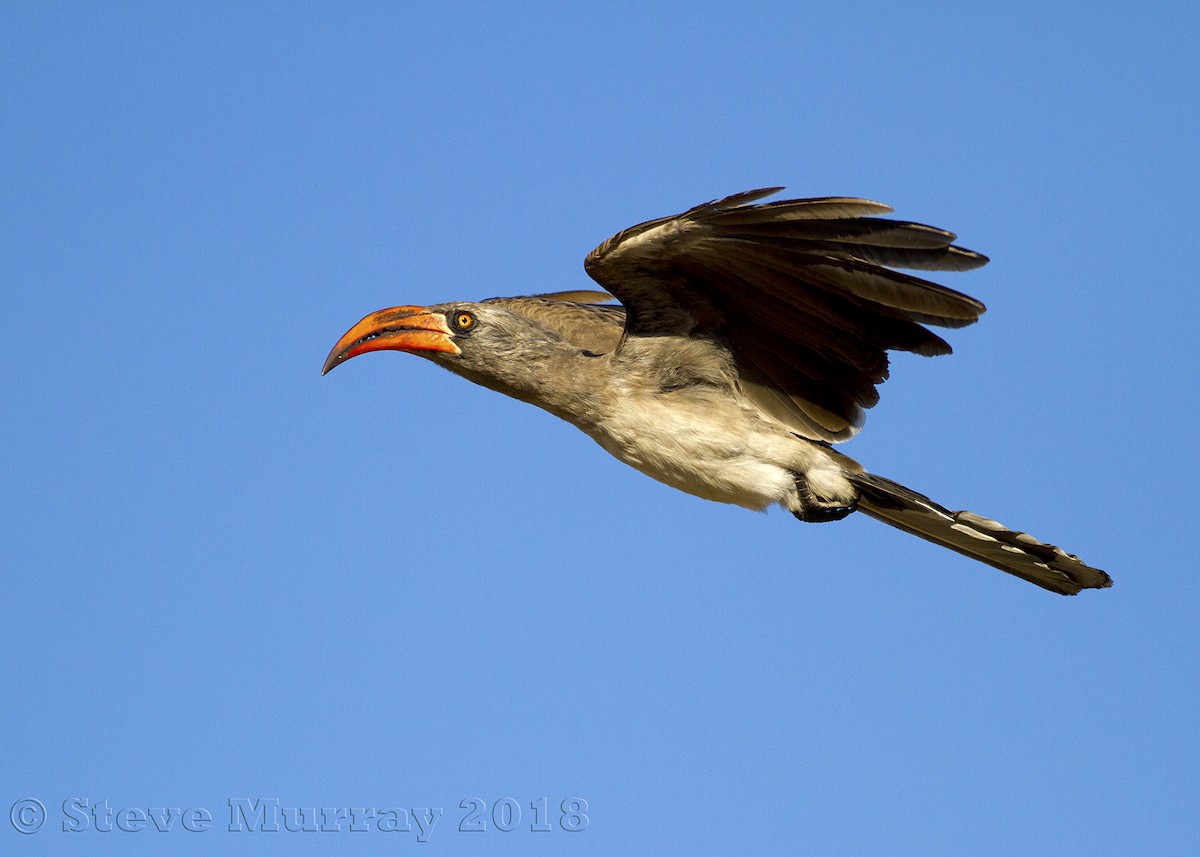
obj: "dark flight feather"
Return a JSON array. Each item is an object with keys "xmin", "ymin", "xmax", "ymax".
[{"xmin": 584, "ymin": 188, "xmax": 987, "ymax": 441}]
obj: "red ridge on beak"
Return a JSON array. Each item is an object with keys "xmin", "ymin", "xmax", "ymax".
[{"xmin": 322, "ymin": 306, "xmax": 460, "ymax": 375}]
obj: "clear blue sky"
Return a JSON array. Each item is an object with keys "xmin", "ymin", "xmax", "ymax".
[{"xmin": 2, "ymin": 3, "xmax": 1196, "ymax": 855}]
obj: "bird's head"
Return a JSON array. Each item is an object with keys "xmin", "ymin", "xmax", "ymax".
[{"xmin": 321, "ymin": 300, "xmax": 581, "ymax": 395}]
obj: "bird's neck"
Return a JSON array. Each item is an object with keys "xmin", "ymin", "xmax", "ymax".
[{"xmin": 449, "ymin": 347, "xmax": 616, "ymax": 430}]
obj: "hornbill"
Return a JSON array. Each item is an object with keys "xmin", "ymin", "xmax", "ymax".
[{"xmin": 323, "ymin": 188, "xmax": 1111, "ymax": 595}]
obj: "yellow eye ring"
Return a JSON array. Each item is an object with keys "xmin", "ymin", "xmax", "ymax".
[{"xmin": 453, "ymin": 311, "xmax": 475, "ymax": 331}]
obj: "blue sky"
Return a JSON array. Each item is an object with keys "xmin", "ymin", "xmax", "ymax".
[{"xmin": 2, "ymin": 2, "xmax": 1196, "ymax": 855}]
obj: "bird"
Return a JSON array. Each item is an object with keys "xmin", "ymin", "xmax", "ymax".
[{"xmin": 322, "ymin": 188, "xmax": 1111, "ymax": 595}]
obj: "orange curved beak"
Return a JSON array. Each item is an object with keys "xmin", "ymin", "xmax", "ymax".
[{"xmin": 321, "ymin": 306, "xmax": 460, "ymax": 375}]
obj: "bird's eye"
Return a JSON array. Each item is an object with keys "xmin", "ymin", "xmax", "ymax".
[{"xmin": 452, "ymin": 311, "xmax": 476, "ymax": 332}]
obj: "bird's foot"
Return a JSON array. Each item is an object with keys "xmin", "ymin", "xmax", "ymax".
[
  {"xmin": 792, "ymin": 501, "xmax": 857, "ymax": 523},
  {"xmin": 791, "ymin": 476, "xmax": 858, "ymax": 523}
]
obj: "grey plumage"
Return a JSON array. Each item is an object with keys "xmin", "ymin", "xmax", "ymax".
[{"xmin": 324, "ymin": 188, "xmax": 1111, "ymax": 595}]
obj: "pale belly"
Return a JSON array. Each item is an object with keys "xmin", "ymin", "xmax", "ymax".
[{"xmin": 583, "ymin": 392, "xmax": 806, "ymax": 511}]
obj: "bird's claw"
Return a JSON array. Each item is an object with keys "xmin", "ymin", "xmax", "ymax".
[{"xmin": 792, "ymin": 501, "xmax": 858, "ymax": 523}]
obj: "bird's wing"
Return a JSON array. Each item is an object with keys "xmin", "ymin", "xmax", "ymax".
[
  {"xmin": 583, "ymin": 188, "xmax": 989, "ymax": 442},
  {"xmin": 484, "ymin": 293, "xmax": 627, "ymax": 354}
]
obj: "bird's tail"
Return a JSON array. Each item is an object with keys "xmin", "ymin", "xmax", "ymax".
[{"xmin": 849, "ymin": 472, "xmax": 1112, "ymax": 595}]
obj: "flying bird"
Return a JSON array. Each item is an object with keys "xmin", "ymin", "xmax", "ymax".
[{"xmin": 323, "ymin": 188, "xmax": 1111, "ymax": 595}]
